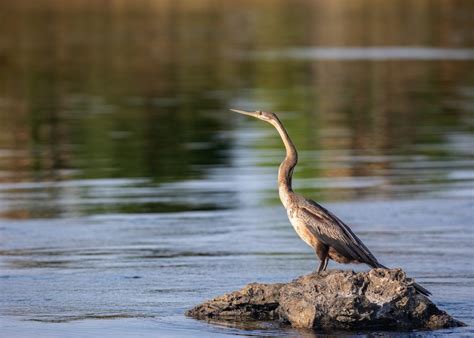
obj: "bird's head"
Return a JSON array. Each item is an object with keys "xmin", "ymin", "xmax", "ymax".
[{"xmin": 230, "ymin": 109, "xmax": 277, "ymax": 124}]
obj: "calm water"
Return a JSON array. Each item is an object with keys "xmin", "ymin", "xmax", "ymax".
[{"xmin": 0, "ymin": 1, "xmax": 473, "ymax": 337}]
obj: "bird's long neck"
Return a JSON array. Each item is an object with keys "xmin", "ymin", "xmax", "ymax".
[{"xmin": 271, "ymin": 117, "xmax": 298, "ymax": 208}]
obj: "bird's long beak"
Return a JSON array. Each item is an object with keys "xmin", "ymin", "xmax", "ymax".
[{"xmin": 230, "ymin": 109, "xmax": 259, "ymax": 118}]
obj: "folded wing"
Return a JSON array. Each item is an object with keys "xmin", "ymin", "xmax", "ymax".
[{"xmin": 297, "ymin": 197, "xmax": 381, "ymax": 268}]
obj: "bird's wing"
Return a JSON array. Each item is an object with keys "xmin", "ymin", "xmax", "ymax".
[{"xmin": 297, "ymin": 197, "xmax": 380, "ymax": 267}]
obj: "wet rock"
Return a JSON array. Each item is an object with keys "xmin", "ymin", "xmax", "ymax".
[{"xmin": 186, "ymin": 269, "xmax": 465, "ymax": 331}]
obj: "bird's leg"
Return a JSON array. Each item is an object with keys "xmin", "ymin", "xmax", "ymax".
[
  {"xmin": 322, "ymin": 257, "xmax": 329, "ymax": 271},
  {"xmin": 315, "ymin": 242, "xmax": 329, "ymax": 273},
  {"xmin": 317, "ymin": 259, "xmax": 325, "ymax": 272}
]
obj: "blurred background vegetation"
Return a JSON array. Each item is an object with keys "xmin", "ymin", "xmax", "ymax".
[{"xmin": 0, "ymin": 0, "xmax": 473, "ymax": 218}]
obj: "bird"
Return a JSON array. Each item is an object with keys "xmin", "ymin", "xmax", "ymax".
[{"xmin": 231, "ymin": 109, "xmax": 431, "ymax": 297}]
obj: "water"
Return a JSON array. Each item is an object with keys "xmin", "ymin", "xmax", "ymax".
[{"xmin": 0, "ymin": 1, "xmax": 473, "ymax": 337}]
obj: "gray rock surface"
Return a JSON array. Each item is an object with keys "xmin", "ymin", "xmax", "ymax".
[{"xmin": 186, "ymin": 269, "xmax": 465, "ymax": 331}]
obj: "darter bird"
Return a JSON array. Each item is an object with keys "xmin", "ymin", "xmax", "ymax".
[{"xmin": 231, "ymin": 109, "xmax": 431, "ymax": 297}]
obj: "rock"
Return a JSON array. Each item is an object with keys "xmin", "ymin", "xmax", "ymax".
[
  {"xmin": 187, "ymin": 282, "xmax": 283, "ymax": 321},
  {"xmin": 186, "ymin": 269, "xmax": 465, "ymax": 331}
]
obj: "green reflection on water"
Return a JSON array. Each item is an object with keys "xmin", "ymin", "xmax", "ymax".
[{"xmin": 0, "ymin": 0, "xmax": 473, "ymax": 218}]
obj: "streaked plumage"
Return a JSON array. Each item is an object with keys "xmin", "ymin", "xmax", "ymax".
[{"xmin": 231, "ymin": 109, "xmax": 430, "ymax": 297}]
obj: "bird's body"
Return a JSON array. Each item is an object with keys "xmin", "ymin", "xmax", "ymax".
[
  {"xmin": 232, "ymin": 109, "xmax": 430, "ymax": 297},
  {"xmin": 285, "ymin": 194, "xmax": 379, "ymax": 267}
]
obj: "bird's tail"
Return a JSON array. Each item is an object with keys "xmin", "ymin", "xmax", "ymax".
[
  {"xmin": 412, "ymin": 281, "xmax": 432, "ymax": 297},
  {"xmin": 374, "ymin": 263, "xmax": 431, "ymax": 297}
]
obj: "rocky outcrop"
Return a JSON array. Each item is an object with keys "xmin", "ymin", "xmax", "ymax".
[{"xmin": 186, "ymin": 269, "xmax": 465, "ymax": 331}]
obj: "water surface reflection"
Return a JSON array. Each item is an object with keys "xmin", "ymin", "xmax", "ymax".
[{"xmin": 0, "ymin": 0, "xmax": 473, "ymax": 337}]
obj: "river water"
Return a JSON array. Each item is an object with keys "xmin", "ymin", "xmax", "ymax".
[{"xmin": 0, "ymin": 1, "xmax": 473, "ymax": 337}]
